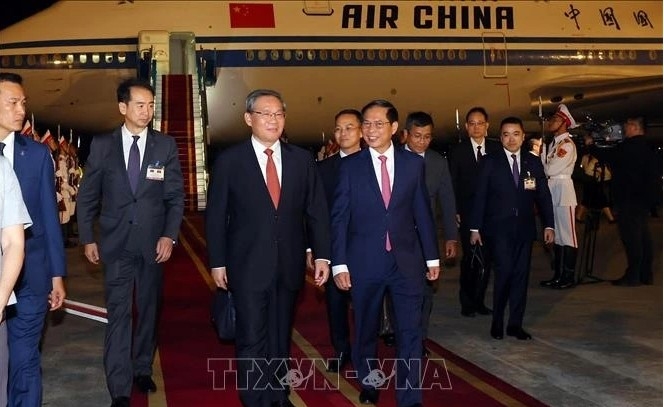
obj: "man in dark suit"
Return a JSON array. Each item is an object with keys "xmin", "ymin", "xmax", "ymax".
[
  {"xmin": 77, "ymin": 78, "xmax": 185, "ymax": 407},
  {"xmin": 0, "ymin": 72, "xmax": 67, "ymax": 407},
  {"xmin": 448, "ymin": 107, "xmax": 502, "ymax": 317},
  {"xmin": 610, "ymin": 116, "xmax": 657, "ymax": 286},
  {"xmin": 402, "ymin": 111, "xmax": 457, "ymax": 355},
  {"xmin": 331, "ymin": 100, "xmax": 439, "ymax": 407},
  {"xmin": 468, "ymin": 117, "xmax": 554, "ymax": 341},
  {"xmin": 315, "ymin": 108, "xmax": 363, "ymax": 373},
  {"xmin": 206, "ymin": 89, "xmax": 330, "ymax": 407}
]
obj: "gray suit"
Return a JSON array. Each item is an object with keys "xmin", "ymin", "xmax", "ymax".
[
  {"xmin": 422, "ymin": 149, "xmax": 457, "ymax": 338},
  {"xmin": 77, "ymin": 127, "xmax": 184, "ymax": 399}
]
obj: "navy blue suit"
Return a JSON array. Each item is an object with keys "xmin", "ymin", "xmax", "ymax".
[
  {"xmin": 8, "ymin": 134, "xmax": 66, "ymax": 407},
  {"xmin": 468, "ymin": 149, "xmax": 554, "ymax": 328},
  {"xmin": 331, "ymin": 146, "xmax": 438, "ymax": 407}
]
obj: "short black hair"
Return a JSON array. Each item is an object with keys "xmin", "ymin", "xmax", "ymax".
[
  {"xmin": 466, "ymin": 107, "xmax": 488, "ymax": 122},
  {"xmin": 0, "ymin": 72, "xmax": 23, "ymax": 86},
  {"xmin": 334, "ymin": 109, "xmax": 362, "ymax": 124},
  {"xmin": 500, "ymin": 116, "xmax": 524, "ymax": 132},
  {"xmin": 405, "ymin": 111, "xmax": 434, "ymax": 131},
  {"xmin": 117, "ymin": 78, "xmax": 155, "ymax": 104},
  {"xmin": 361, "ymin": 99, "xmax": 398, "ymax": 123}
]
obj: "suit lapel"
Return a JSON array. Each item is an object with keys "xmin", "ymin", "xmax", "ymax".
[
  {"xmin": 362, "ymin": 149, "xmax": 384, "ymax": 209},
  {"xmin": 279, "ymin": 143, "xmax": 294, "ymax": 211},
  {"xmin": 244, "ymin": 140, "xmax": 276, "ymax": 211},
  {"xmin": 136, "ymin": 131, "xmax": 157, "ymax": 194},
  {"xmin": 111, "ymin": 129, "xmax": 134, "ymax": 194}
]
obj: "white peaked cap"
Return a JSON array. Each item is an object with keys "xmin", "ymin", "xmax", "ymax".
[{"xmin": 554, "ymin": 104, "xmax": 578, "ymax": 129}]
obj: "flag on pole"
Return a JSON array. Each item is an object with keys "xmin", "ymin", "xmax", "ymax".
[
  {"xmin": 229, "ymin": 3, "xmax": 275, "ymax": 28},
  {"xmin": 21, "ymin": 120, "xmax": 33, "ymax": 137},
  {"xmin": 41, "ymin": 130, "xmax": 53, "ymax": 144}
]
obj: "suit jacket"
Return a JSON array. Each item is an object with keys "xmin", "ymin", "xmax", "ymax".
[
  {"xmin": 13, "ymin": 135, "xmax": 66, "ymax": 296},
  {"xmin": 318, "ymin": 152, "xmax": 342, "ymax": 209},
  {"xmin": 331, "ymin": 147, "xmax": 439, "ymax": 279},
  {"xmin": 468, "ymin": 149, "xmax": 554, "ymax": 241},
  {"xmin": 448, "ymin": 137, "xmax": 502, "ymax": 221},
  {"xmin": 77, "ymin": 128, "xmax": 184, "ymax": 263},
  {"xmin": 424, "ymin": 149, "xmax": 457, "ymax": 241},
  {"xmin": 205, "ymin": 139, "xmax": 330, "ymax": 293}
]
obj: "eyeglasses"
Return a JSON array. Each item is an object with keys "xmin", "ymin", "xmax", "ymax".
[
  {"xmin": 361, "ymin": 120, "xmax": 391, "ymax": 129},
  {"xmin": 251, "ymin": 111, "xmax": 286, "ymax": 120},
  {"xmin": 411, "ymin": 134, "xmax": 432, "ymax": 141},
  {"xmin": 334, "ymin": 125, "xmax": 359, "ymax": 134},
  {"xmin": 467, "ymin": 121, "xmax": 487, "ymax": 127}
]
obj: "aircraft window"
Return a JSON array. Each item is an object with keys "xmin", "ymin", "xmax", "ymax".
[
  {"xmin": 413, "ymin": 50, "xmax": 421, "ymax": 61},
  {"xmin": 628, "ymin": 50, "xmax": 637, "ymax": 60},
  {"xmin": 79, "ymin": 54, "xmax": 87, "ymax": 64},
  {"xmin": 331, "ymin": 50, "xmax": 340, "ymax": 61},
  {"xmin": 343, "ymin": 50, "xmax": 352, "ymax": 61},
  {"xmin": 355, "ymin": 50, "xmax": 364, "ymax": 60},
  {"xmin": 14, "ymin": 55, "xmax": 23, "ymax": 66},
  {"xmin": 66, "ymin": 54, "xmax": 74, "ymax": 65},
  {"xmin": 1, "ymin": 56, "xmax": 8, "ymax": 67},
  {"xmin": 295, "ymin": 50, "xmax": 303, "ymax": 61},
  {"xmin": 319, "ymin": 50, "xmax": 328, "ymax": 61},
  {"xmin": 27, "ymin": 55, "xmax": 36, "ymax": 66},
  {"xmin": 282, "ymin": 50, "xmax": 292, "ymax": 61},
  {"xmin": 367, "ymin": 50, "xmax": 375, "ymax": 61},
  {"xmin": 401, "ymin": 50, "xmax": 410, "ymax": 60},
  {"xmin": 257, "ymin": 50, "xmax": 267, "ymax": 61},
  {"xmin": 618, "ymin": 50, "xmax": 626, "ymax": 60},
  {"xmin": 92, "ymin": 54, "xmax": 100, "ymax": 64},
  {"xmin": 608, "ymin": 51, "xmax": 614, "ymax": 60},
  {"xmin": 246, "ymin": 50, "xmax": 255, "ymax": 61},
  {"xmin": 307, "ymin": 50, "xmax": 316, "ymax": 61},
  {"xmin": 105, "ymin": 53, "xmax": 113, "ymax": 63},
  {"xmin": 447, "ymin": 50, "xmax": 456, "ymax": 60},
  {"xmin": 649, "ymin": 50, "xmax": 658, "ymax": 61},
  {"xmin": 118, "ymin": 52, "xmax": 126, "ymax": 63},
  {"xmin": 52, "ymin": 54, "xmax": 62, "ymax": 65},
  {"xmin": 459, "ymin": 50, "xmax": 467, "ymax": 60},
  {"xmin": 425, "ymin": 50, "xmax": 433, "ymax": 60},
  {"xmin": 389, "ymin": 50, "xmax": 398, "ymax": 61},
  {"xmin": 436, "ymin": 50, "xmax": 445, "ymax": 60},
  {"xmin": 378, "ymin": 50, "xmax": 387, "ymax": 61},
  {"xmin": 270, "ymin": 50, "xmax": 279, "ymax": 61}
]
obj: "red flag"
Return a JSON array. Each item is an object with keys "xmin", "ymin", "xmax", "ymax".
[
  {"xmin": 229, "ymin": 3, "xmax": 275, "ymax": 28},
  {"xmin": 41, "ymin": 130, "xmax": 52, "ymax": 144},
  {"xmin": 21, "ymin": 120, "xmax": 33, "ymax": 137}
]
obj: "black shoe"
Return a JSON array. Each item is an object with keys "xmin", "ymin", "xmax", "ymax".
[
  {"xmin": 475, "ymin": 305, "xmax": 492, "ymax": 315},
  {"xmin": 110, "ymin": 397, "xmax": 130, "ymax": 407},
  {"xmin": 552, "ymin": 279, "xmax": 575, "ymax": 289},
  {"xmin": 133, "ymin": 375, "xmax": 157, "ymax": 393},
  {"xmin": 490, "ymin": 322, "xmax": 503, "ymax": 340},
  {"xmin": 381, "ymin": 333, "xmax": 395, "ymax": 347},
  {"xmin": 539, "ymin": 278, "xmax": 560, "ymax": 288},
  {"xmin": 359, "ymin": 388, "xmax": 379, "ymax": 404},
  {"xmin": 327, "ymin": 351, "xmax": 350, "ymax": 373},
  {"xmin": 506, "ymin": 326, "xmax": 532, "ymax": 340},
  {"xmin": 271, "ymin": 399, "xmax": 295, "ymax": 407},
  {"xmin": 461, "ymin": 309, "xmax": 476, "ymax": 317}
]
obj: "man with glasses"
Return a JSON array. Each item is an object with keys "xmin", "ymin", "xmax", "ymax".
[
  {"xmin": 402, "ymin": 111, "xmax": 457, "ymax": 356},
  {"xmin": 206, "ymin": 89, "xmax": 330, "ymax": 407},
  {"xmin": 539, "ymin": 104, "xmax": 578, "ymax": 290},
  {"xmin": 331, "ymin": 99, "xmax": 439, "ymax": 407},
  {"xmin": 448, "ymin": 107, "xmax": 501, "ymax": 318}
]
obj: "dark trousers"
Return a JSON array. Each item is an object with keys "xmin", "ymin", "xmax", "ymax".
[
  {"xmin": 234, "ymin": 280, "xmax": 298, "ymax": 407},
  {"xmin": 103, "ymin": 249, "xmax": 163, "ymax": 398},
  {"xmin": 324, "ymin": 278, "xmax": 351, "ymax": 355},
  {"xmin": 421, "ymin": 280, "xmax": 435, "ymax": 340},
  {"xmin": 351, "ymin": 251, "xmax": 424, "ymax": 407},
  {"xmin": 488, "ymin": 236, "xmax": 533, "ymax": 328},
  {"xmin": 616, "ymin": 206, "xmax": 653, "ymax": 283},
  {"xmin": 458, "ymin": 226, "xmax": 491, "ymax": 312},
  {"xmin": 7, "ymin": 288, "xmax": 49, "ymax": 407}
]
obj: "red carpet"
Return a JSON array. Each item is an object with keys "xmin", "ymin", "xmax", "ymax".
[{"xmin": 142, "ymin": 214, "xmax": 548, "ymax": 406}]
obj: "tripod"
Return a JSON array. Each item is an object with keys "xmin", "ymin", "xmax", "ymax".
[{"xmin": 576, "ymin": 208, "xmax": 604, "ymax": 284}]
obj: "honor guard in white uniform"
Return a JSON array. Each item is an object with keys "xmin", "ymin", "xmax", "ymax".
[{"xmin": 540, "ymin": 104, "xmax": 578, "ymax": 289}]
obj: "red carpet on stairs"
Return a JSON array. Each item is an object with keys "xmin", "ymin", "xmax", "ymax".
[{"xmin": 144, "ymin": 214, "xmax": 548, "ymax": 406}]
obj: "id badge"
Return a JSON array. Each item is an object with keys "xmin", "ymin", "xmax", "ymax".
[
  {"xmin": 523, "ymin": 171, "xmax": 536, "ymax": 190},
  {"xmin": 146, "ymin": 162, "xmax": 165, "ymax": 181}
]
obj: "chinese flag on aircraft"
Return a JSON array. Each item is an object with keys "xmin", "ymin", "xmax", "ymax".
[{"xmin": 229, "ymin": 3, "xmax": 275, "ymax": 28}]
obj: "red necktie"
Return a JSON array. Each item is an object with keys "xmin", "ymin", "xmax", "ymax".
[
  {"xmin": 264, "ymin": 148, "xmax": 280, "ymax": 209},
  {"xmin": 379, "ymin": 155, "xmax": 392, "ymax": 251}
]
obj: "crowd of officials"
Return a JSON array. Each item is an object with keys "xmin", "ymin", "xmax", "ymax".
[{"xmin": 0, "ymin": 72, "xmax": 658, "ymax": 407}]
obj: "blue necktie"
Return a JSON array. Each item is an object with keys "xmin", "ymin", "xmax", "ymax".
[
  {"xmin": 511, "ymin": 154, "xmax": 519, "ymax": 187},
  {"xmin": 127, "ymin": 136, "xmax": 140, "ymax": 193}
]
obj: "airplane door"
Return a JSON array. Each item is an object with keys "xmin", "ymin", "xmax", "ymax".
[
  {"xmin": 482, "ymin": 32, "xmax": 507, "ymax": 78},
  {"xmin": 169, "ymin": 32, "xmax": 197, "ymax": 75},
  {"xmin": 138, "ymin": 30, "xmax": 170, "ymax": 74}
]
